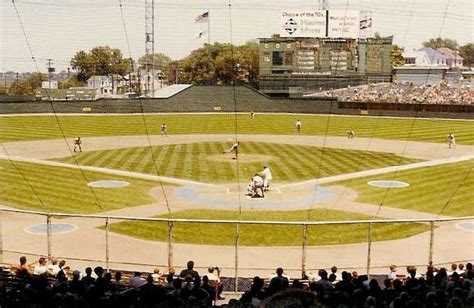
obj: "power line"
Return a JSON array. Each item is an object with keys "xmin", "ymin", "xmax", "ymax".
[{"xmin": 10, "ymin": 0, "xmax": 105, "ymax": 211}]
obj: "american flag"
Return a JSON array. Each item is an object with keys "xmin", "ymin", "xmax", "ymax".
[{"xmin": 195, "ymin": 11, "xmax": 209, "ymax": 23}]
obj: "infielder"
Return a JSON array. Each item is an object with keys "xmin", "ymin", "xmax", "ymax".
[{"xmin": 448, "ymin": 133, "xmax": 456, "ymax": 149}]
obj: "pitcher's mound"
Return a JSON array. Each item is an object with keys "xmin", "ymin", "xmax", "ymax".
[{"xmin": 208, "ymin": 153, "xmax": 274, "ymax": 163}]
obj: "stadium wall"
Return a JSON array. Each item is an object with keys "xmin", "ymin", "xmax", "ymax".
[{"xmin": 0, "ymin": 86, "xmax": 472, "ymax": 119}]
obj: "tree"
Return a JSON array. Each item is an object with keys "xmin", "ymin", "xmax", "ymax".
[
  {"xmin": 137, "ymin": 53, "xmax": 174, "ymax": 82},
  {"xmin": 138, "ymin": 53, "xmax": 172, "ymax": 70},
  {"xmin": 236, "ymin": 42, "xmax": 259, "ymax": 87},
  {"xmin": 459, "ymin": 43, "xmax": 474, "ymax": 67},
  {"xmin": 70, "ymin": 46, "xmax": 132, "ymax": 82},
  {"xmin": 179, "ymin": 41, "xmax": 259, "ymax": 86},
  {"xmin": 58, "ymin": 76, "xmax": 85, "ymax": 89},
  {"xmin": 390, "ymin": 44, "xmax": 405, "ymax": 67},
  {"xmin": 8, "ymin": 73, "xmax": 46, "ymax": 95},
  {"xmin": 422, "ymin": 38, "xmax": 458, "ymax": 50}
]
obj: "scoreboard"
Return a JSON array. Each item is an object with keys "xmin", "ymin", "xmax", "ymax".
[{"xmin": 260, "ymin": 36, "xmax": 392, "ymax": 76}]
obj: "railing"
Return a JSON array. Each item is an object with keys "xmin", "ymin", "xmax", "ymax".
[{"xmin": 0, "ymin": 207, "xmax": 472, "ymax": 292}]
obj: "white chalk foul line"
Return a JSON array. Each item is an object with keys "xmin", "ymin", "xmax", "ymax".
[
  {"xmin": 279, "ymin": 154, "xmax": 474, "ymax": 189},
  {"xmin": 0, "ymin": 155, "xmax": 217, "ymax": 188}
]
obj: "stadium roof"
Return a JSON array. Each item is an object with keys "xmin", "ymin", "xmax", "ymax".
[{"xmin": 150, "ymin": 84, "xmax": 192, "ymax": 98}]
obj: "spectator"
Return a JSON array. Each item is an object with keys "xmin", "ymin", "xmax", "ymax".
[
  {"xmin": 201, "ymin": 275, "xmax": 215, "ymax": 301},
  {"xmin": 113, "ymin": 271, "xmax": 125, "ymax": 286},
  {"xmin": 387, "ymin": 264, "xmax": 398, "ymax": 280},
  {"xmin": 140, "ymin": 274, "xmax": 165, "ymax": 306},
  {"xmin": 205, "ymin": 266, "xmax": 225, "ymax": 300},
  {"xmin": 456, "ymin": 263, "xmax": 465, "ymax": 275},
  {"xmin": 33, "ymin": 257, "xmax": 53, "ymax": 276},
  {"xmin": 52, "ymin": 260, "xmax": 69, "ymax": 277},
  {"xmin": 315, "ymin": 269, "xmax": 332, "ymax": 290},
  {"xmin": 335, "ymin": 271, "xmax": 354, "ymax": 294},
  {"xmin": 81, "ymin": 267, "xmax": 95, "ymax": 287},
  {"xmin": 163, "ymin": 274, "xmax": 175, "ymax": 291},
  {"xmin": 329, "ymin": 266, "xmax": 339, "ymax": 282},
  {"xmin": 240, "ymin": 276, "xmax": 266, "ymax": 307},
  {"xmin": 448, "ymin": 263, "xmax": 458, "ymax": 276},
  {"xmin": 128, "ymin": 271, "xmax": 145, "ymax": 287},
  {"xmin": 16, "ymin": 256, "xmax": 33, "ymax": 277},
  {"xmin": 68, "ymin": 269, "xmax": 85, "ymax": 298},
  {"xmin": 461, "ymin": 262, "xmax": 473, "ymax": 279},
  {"xmin": 269, "ymin": 267, "xmax": 289, "ymax": 293},
  {"xmin": 151, "ymin": 267, "xmax": 161, "ymax": 283},
  {"xmin": 179, "ymin": 260, "xmax": 200, "ymax": 282}
]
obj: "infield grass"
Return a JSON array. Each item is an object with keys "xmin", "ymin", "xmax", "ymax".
[
  {"xmin": 104, "ymin": 209, "xmax": 430, "ymax": 246},
  {"xmin": 0, "ymin": 159, "xmax": 169, "ymax": 213},
  {"xmin": 1, "ymin": 114, "xmax": 473, "ymax": 144},
  {"xmin": 331, "ymin": 159, "xmax": 474, "ymax": 217},
  {"xmin": 54, "ymin": 142, "xmax": 419, "ymax": 183}
]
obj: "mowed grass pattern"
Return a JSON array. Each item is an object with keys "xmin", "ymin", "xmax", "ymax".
[
  {"xmin": 0, "ymin": 159, "xmax": 165, "ymax": 213},
  {"xmin": 54, "ymin": 142, "xmax": 419, "ymax": 183},
  {"xmin": 1, "ymin": 114, "xmax": 473, "ymax": 144},
  {"xmin": 105, "ymin": 209, "xmax": 430, "ymax": 246},
  {"xmin": 332, "ymin": 159, "xmax": 474, "ymax": 217}
]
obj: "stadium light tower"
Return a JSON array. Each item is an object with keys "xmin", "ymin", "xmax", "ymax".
[{"xmin": 145, "ymin": 0, "xmax": 155, "ymax": 97}]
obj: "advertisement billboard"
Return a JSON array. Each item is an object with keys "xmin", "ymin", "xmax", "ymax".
[
  {"xmin": 280, "ymin": 10, "xmax": 326, "ymax": 37},
  {"xmin": 328, "ymin": 10, "xmax": 360, "ymax": 38},
  {"xmin": 359, "ymin": 10, "xmax": 373, "ymax": 38},
  {"xmin": 280, "ymin": 10, "xmax": 366, "ymax": 38}
]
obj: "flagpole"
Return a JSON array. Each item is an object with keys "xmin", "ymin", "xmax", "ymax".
[
  {"xmin": 207, "ymin": 9, "xmax": 211, "ymax": 46},
  {"xmin": 207, "ymin": 9, "xmax": 211, "ymax": 86}
]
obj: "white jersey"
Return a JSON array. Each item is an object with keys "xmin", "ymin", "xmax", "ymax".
[
  {"xmin": 253, "ymin": 175, "xmax": 264, "ymax": 186},
  {"xmin": 262, "ymin": 168, "xmax": 272, "ymax": 180}
]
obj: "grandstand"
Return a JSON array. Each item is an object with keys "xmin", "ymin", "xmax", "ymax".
[
  {"xmin": 308, "ymin": 81, "xmax": 473, "ymax": 105},
  {"xmin": 1, "ymin": 255, "xmax": 473, "ymax": 306}
]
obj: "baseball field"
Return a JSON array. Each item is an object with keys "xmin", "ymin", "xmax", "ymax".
[{"xmin": 1, "ymin": 113, "xmax": 472, "ymax": 251}]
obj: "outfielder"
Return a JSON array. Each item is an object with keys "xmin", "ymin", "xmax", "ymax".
[{"xmin": 73, "ymin": 137, "xmax": 82, "ymax": 153}]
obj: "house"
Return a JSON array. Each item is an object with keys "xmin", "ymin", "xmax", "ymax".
[
  {"xmin": 436, "ymin": 48, "xmax": 463, "ymax": 68},
  {"xmin": 87, "ymin": 75, "xmax": 113, "ymax": 97},
  {"xmin": 403, "ymin": 47, "xmax": 463, "ymax": 68},
  {"xmin": 139, "ymin": 69, "xmax": 167, "ymax": 96},
  {"xmin": 123, "ymin": 69, "xmax": 167, "ymax": 97},
  {"xmin": 403, "ymin": 48, "xmax": 448, "ymax": 67},
  {"xmin": 87, "ymin": 75, "xmax": 128, "ymax": 97}
]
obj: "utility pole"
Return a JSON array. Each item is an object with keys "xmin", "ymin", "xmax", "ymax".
[
  {"xmin": 129, "ymin": 58, "xmax": 133, "ymax": 93},
  {"xmin": 145, "ymin": 0, "xmax": 155, "ymax": 97}
]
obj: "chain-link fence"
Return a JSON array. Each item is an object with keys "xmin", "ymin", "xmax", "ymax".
[{"xmin": 1, "ymin": 208, "xmax": 472, "ymax": 292}]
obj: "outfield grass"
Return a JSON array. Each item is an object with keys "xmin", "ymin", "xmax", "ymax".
[
  {"xmin": 105, "ymin": 209, "xmax": 430, "ymax": 246},
  {"xmin": 54, "ymin": 142, "xmax": 419, "ymax": 183},
  {"xmin": 1, "ymin": 114, "xmax": 473, "ymax": 144},
  {"xmin": 0, "ymin": 159, "xmax": 170, "ymax": 214},
  {"xmin": 331, "ymin": 159, "xmax": 474, "ymax": 217}
]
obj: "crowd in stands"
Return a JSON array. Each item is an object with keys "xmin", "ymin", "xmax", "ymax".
[
  {"xmin": 317, "ymin": 81, "xmax": 473, "ymax": 105},
  {"xmin": 1, "ymin": 256, "xmax": 473, "ymax": 307}
]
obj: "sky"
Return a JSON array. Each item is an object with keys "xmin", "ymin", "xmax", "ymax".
[{"xmin": 1, "ymin": 0, "xmax": 472, "ymax": 73}]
